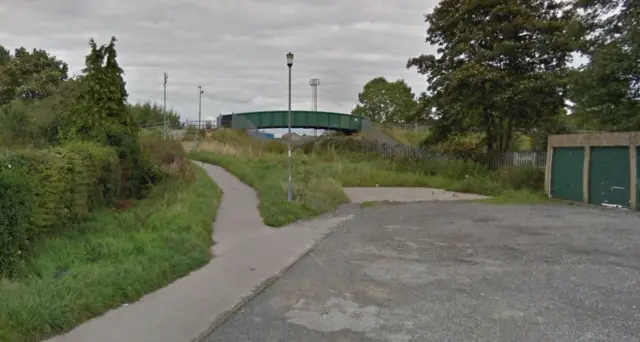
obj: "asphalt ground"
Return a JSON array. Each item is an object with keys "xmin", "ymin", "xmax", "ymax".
[{"xmin": 205, "ymin": 202, "xmax": 640, "ymax": 342}]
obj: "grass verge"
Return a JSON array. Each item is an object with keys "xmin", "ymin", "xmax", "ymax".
[
  {"xmin": 0, "ymin": 164, "xmax": 221, "ymax": 342},
  {"xmin": 190, "ymin": 129, "xmax": 548, "ymax": 226},
  {"xmin": 189, "ymin": 151, "xmax": 348, "ymax": 227},
  {"xmin": 476, "ymin": 189, "xmax": 551, "ymax": 205}
]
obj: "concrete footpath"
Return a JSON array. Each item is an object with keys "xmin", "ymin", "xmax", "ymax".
[
  {"xmin": 46, "ymin": 162, "xmax": 354, "ymax": 342},
  {"xmin": 343, "ymin": 187, "xmax": 488, "ymax": 203}
]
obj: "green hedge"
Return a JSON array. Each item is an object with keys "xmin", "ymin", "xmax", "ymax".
[
  {"xmin": 0, "ymin": 142, "xmax": 120, "ymax": 277},
  {"xmin": 0, "ymin": 162, "xmax": 33, "ymax": 276}
]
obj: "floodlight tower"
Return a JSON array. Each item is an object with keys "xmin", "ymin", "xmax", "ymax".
[{"xmin": 309, "ymin": 78, "xmax": 320, "ymax": 111}]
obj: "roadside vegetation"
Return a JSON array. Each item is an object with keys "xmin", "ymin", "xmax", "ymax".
[
  {"xmin": 0, "ymin": 38, "xmax": 220, "ymax": 341},
  {"xmin": 376, "ymin": 123, "xmax": 427, "ymax": 146},
  {"xmin": 190, "ymin": 129, "xmax": 547, "ymax": 227},
  {"xmin": 353, "ymin": 0, "xmax": 638, "ymax": 152}
]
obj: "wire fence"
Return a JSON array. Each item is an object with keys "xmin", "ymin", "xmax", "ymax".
[
  {"xmin": 348, "ymin": 139, "xmax": 547, "ymax": 169},
  {"xmin": 382, "ymin": 123, "xmax": 431, "ymax": 132}
]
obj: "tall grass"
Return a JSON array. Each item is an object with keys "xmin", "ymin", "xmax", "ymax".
[
  {"xmin": 377, "ymin": 124, "xmax": 428, "ymax": 146},
  {"xmin": 189, "ymin": 151, "xmax": 347, "ymax": 227},
  {"xmin": 0, "ymin": 165, "xmax": 221, "ymax": 342},
  {"xmin": 190, "ymin": 128, "xmax": 548, "ymax": 226}
]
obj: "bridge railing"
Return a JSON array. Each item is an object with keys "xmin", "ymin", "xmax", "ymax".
[{"xmin": 231, "ymin": 115, "xmax": 272, "ymax": 141}]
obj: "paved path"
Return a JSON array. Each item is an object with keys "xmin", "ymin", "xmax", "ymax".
[
  {"xmin": 205, "ymin": 202, "xmax": 640, "ymax": 341},
  {"xmin": 46, "ymin": 162, "xmax": 353, "ymax": 342},
  {"xmin": 344, "ymin": 187, "xmax": 487, "ymax": 203}
]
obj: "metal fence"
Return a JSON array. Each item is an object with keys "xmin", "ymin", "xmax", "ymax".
[
  {"xmin": 182, "ymin": 120, "xmax": 217, "ymax": 130},
  {"xmin": 381, "ymin": 123, "xmax": 431, "ymax": 132},
  {"xmin": 347, "ymin": 139, "xmax": 547, "ymax": 169}
]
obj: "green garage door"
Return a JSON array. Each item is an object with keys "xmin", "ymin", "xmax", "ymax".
[
  {"xmin": 551, "ymin": 147, "xmax": 585, "ymax": 202},
  {"xmin": 589, "ymin": 146, "xmax": 630, "ymax": 208},
  {"xmin": 637, "ymin": 146, "xmax": 640, "ymax": 210}
]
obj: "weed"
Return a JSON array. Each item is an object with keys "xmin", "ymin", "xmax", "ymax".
[{"xmin": 0, "ymin": 165, "xmax": 221, "ymax": 342}]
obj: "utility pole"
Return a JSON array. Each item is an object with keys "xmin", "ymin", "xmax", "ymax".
[
  {"xmin": 198, "ymin": 85, "xmax": 204, "ymax": 132},
  {"xmin": 163, "ymin": 72, "xmax": 168, "ymax": 139}
]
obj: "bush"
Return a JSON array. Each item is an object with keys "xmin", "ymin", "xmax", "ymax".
[
  {"xmin": 0, "ymin": 166, "xmax": 222, "ymax": 342},
  {"xmin": 494, "ymin": 165, "xmax": 545, "ymax": 191},
  {"xmin": 62, "ymin": 141, "xmax": 121, "ymax": 210},
  {"xmin": 0, "ymin": 143, "xmax": 123, "ymax": 276},
  {"xmin": 420, "ymin": 159, "xmax": 489, "ymax": 179},
  {"xmin": 24, "ymin": 148, "xmax": 86, "ymax": 234},
  {"xmin": 0, "ymin": 161, "xmax": 34, "ymax": 277},
  {"xmin": 303, "ymin": 137, "xmax": 369, "ymax": 155},
  {"xmin": 139, "ymin": 134, "xmax": 189, "ymax": 179},
  {"xmin": 182, "ymin": 127, "xmax": 205, "ymax": 141},
  {"xmin": 108, "ymin": 133, "xmax": 155, "ymax": 199}
]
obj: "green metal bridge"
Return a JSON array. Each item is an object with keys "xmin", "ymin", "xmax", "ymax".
[{"xmin": 218, "ymin": 110, "xmax": 364, "ymax": 133}]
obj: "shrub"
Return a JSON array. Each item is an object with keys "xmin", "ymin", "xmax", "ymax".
[
  {"xmin": 0, "ymin": 160, "xmax": 34, "ymax": 277},
  {"xmin": 305, "ymin": 137, "xmax": 370, "ymax": 155},
  {"xmin": 262, "ymin": 140, "xmax": 287, "ymax": 154},
  {"xmin": 139, "ymin": 134, "xmax": 190, "ymax": 179},
  {"xmin": 23, "ymin": 148, "xmax": 86, "ymax": 235},
  {"xmin": 419, "ymin": 159, "xmax": 489, "ymax": 179},
  {"xmin": 108, "ymin": 133, "xmax": 155, "ymax": 199},
  {"xmin": 62, "ymin": 141, "xmax": 121, "ymax": 210},
  {"xmin": 182, "ymin": 127, "xmax": 205, "ymax": 141},
  {"xmin": 494, "ymin": 165, "xmax": 545, "ymax": 191},
  {"xmin": 0, "ymin": 143, "xmax": 124, "ymax": 276}
]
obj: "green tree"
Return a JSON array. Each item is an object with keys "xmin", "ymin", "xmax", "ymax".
[
  {"xmin": 570, "ymin": 0, "xmax": 640, "ymax": 131},
  {"xmin": 128, "ymin": 101, "xmax": 180, "ymax": 128},
  {"xmin": 0, "ymin": 47, "xmax": 68, "ymax": 105},
  {"xmin": 407, "ymin": 0, "xmax": 579, "ymax": 155},
  {"xmin": 351, "ymin": 77, "xmax": 417, "ymax": 123},
  {"xmin": 69, "ymin": 37, "xmax": 137, "ymax": 143},
  {"xmin": 0, "ymin": 45, "xmax": 10, "ymax": 66}
]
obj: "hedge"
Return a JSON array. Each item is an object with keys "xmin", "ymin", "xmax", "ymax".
[{"xmin": 0, "ymin": 142, "xmax": 120, "ymax": 276}]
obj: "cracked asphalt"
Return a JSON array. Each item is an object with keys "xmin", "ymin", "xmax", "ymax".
[{"xmin": 204, "ymin": 202, "xmax": 640, "ymax": 342}]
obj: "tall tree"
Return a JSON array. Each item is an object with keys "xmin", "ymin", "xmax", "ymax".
[
  {"xmin": 351, "ymin": 77, "xmax": 417, "ymax": 123},
  {"xmin": 0, "ymin": 45, "xmax": 10, "ymax": 66},
  {"xmin": 128, "ymin": 101, "xmax": 181, "ymax": 128},
  {"xmin": 0, "ymin": 47, "xmax": 68, "ymax": 105},
  {"xmin": 570, "ymin": 0, "xmax": 640, "ymax": 131},
  {"xmin": 69, "ymin": 37, "xmax": 137, "ymax": 143},
  {"xmin": 407, "ymin": 0, "xmax": 579, "ymax": 154}
]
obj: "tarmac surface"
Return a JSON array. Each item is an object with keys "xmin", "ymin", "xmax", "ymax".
[{"xmin": 205, "ymin": 202, "xmax": 640, "ymax": 342}]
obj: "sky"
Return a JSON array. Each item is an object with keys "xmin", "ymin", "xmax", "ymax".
[{"xmin": 0, "ymin": 0, "xmax": 438, "ymax": 123}]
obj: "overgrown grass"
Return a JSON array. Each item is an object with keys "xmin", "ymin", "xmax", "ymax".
[
  {"xmin": 191, "ymin": 128, "xmax": 548, "ymax": 226},
  {"xmin": 377, "ymin": 124, "xmax": 428, "ymax": 146},
  {"xmin": 189, "ymin": 151, "xmax": 347, "ymax": 227},
  {"xmin": 0, "ymin": 165, "xmax": 221, "ymax": 342},
  {"xmin": 477, "ymin": 189, "xmax": 550, "ymax": 205}
]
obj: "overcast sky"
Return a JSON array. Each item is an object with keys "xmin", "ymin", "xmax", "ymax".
[{"xmin": 0, "ymin": 0, "xmax": 438, "ymax": 122}]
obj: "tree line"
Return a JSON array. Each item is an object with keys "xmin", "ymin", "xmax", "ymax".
[
  {"xmin": 0, "ymin": 42, "xmax": 180, "ymax": 148},
  {"xmin": 352, "ymin": 0, "xmax": 638, "ymax": 154}
]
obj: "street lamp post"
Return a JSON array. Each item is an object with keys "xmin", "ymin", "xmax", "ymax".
[
  {"xmin": 198, "ymin": 85, "xmax": 204, "ymax": 132},
  {"xmin": 286, "ymin": 52, "xmax": 294, "ymax": 202}
]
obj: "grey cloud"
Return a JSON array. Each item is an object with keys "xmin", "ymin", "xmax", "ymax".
[{"xmin": 0, "ymin": 0, "xmax": 440, "ymax": 120}]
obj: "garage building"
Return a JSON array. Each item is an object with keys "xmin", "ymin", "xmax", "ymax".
[{"xmin": 545, "ymin": 132, "xmax": 640, "ymax": 210}]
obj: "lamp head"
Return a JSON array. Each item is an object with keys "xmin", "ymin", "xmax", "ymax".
[{"xmin": 286, "ymin": 52, "xmax": 294, "ymax": 67}]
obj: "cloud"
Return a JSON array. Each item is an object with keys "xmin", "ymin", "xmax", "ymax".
[{"xmin": 0, "ymin": 0, "xmax": 439, "ymax": 121}]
